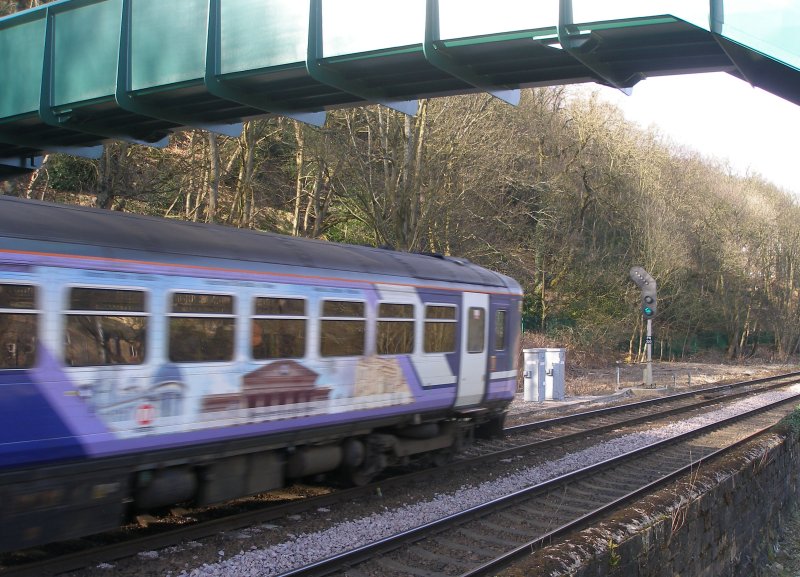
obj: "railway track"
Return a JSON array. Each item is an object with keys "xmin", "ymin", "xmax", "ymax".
[
  {"xmin": 473, "ymin": 371, "xmax": 800, "ymax": 456},
  {"xmin": 285, "ymin": 389, "xmax": 800, "ymax": 577},
  {"xmin": 2, "ymin": 372, "xmax": 798, "ymax": 577},
  {"xmin": 388, "ymin": 371, "xmax": 800, "ymax": 472}
]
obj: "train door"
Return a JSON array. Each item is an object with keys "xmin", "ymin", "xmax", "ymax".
[{"xmin": 454, "ymin": 292, "xmax": 488, "ymax": 408}]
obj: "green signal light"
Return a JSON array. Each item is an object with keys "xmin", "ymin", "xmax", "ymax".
[{"xmin": 643, "ymin": 306, "xmax": 654, "ymax": 316}]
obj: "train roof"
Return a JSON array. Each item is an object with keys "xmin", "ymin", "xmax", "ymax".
[{"xmin": 0, "ymin": 196, "xmax": 520, "ymax": 291}]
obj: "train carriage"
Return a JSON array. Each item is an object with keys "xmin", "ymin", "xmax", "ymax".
[{"xmin": 0, "ymin": 196, "xmax": 522, "ymax": 551}]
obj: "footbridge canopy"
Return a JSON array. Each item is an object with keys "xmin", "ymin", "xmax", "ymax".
[{"xmin": 0, "ymin": 0, "xmax": 798, "ymax": 176}]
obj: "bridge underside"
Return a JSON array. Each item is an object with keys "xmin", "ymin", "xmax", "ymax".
[{"xmin": 0, "ymin": 0, "xmax": 798, "ymax": 177}]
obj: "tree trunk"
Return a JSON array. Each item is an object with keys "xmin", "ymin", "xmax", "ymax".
[
  {"xmin": 292, "ymin": 121, "xmax": 305, "ymax": 236},
  {"xmin": 206, "ymin": 133, "xmax": 220, "ymax": 223},
  {"xmin": 25, "ymin": 154, "xmax": 48, "ymax": 199}
]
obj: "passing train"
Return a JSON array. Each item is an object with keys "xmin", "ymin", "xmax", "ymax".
[{"xmin": 0, "ymin": 195, "xmax": 522, "ymax": 551}]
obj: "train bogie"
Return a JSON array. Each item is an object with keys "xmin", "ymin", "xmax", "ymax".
[{"xmin": 0, "ymin": 462, "xmax": 128, "ymax": 550}]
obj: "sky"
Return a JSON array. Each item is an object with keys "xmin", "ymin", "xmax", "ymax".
[{"xmin": 587, "ymin": 72, "xmax": 800, "ymax": 197}]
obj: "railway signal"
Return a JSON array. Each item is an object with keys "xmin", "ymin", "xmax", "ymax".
[
  {"xmin": 629, "ymin": 266, "xmax": 657, "ymax": 319},
  {"xmin": 629, "ymin": 266, "xmax": 657, "ymax": 387}
]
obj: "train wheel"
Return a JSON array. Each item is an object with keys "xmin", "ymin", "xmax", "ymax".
[
  {"xmin": 432, "ymin": 449, "xmax": 454, "ymax": 467},
  {"xmin": 343, "ymin": 442, "xmax": 388, "ymax": 486},
  {"xmin": 348, "ymin": 468, "xmax": 376, "ymax": 486},
  {"xmin": 475, "ymin": 414, "xmax": 506, "ymax": 439}
]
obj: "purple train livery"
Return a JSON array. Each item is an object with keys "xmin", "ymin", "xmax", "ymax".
[{"xmin": 0, "ymin": 196, "xmax": 521, "ymax": 551}]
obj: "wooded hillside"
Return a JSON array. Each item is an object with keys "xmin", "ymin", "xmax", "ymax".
[
  {"xmin": 0, "ymin": 87, "xmax": 800, "ymax": 359},
  {"xmin": 3, "ymin": 2, "xmax": 799, "ymax": 363}
]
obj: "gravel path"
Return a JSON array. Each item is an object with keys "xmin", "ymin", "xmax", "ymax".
[{"xmin": 121, "ymin": 385, "xmax": 798, "ymax": 577}]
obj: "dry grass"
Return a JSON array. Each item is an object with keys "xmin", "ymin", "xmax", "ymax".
[{"xmin": 518, "ymin": 332, "xmax": 793, "ymax": 397}]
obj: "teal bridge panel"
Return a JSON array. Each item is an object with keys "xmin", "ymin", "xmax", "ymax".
[{"xmin": 0, "ymin": 0, "xmax": 798, "ymax": 176}]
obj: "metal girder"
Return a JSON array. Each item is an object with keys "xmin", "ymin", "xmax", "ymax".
[
  {"xmin": 557, "ymin": 0, "xmax": 643, "ymax": 95},
  {"xmin": 115, "ymin": 0, "xmax": 242, "ymax": 138},
  {"xmin": 423, "ymin": 0, "xmax": 519, "ymax": 106},
  {"xmin": 38, "ymin": 2, "xmax": 170, "ymax": 148},
  {"xmin": 305, "ymin": 0, "xmax": 418, "ymax": 117},
  {"xmin": 709, "ymin": 0, "xmax": 756, "ymax": 87},
  {"xmin": 204, "ymin": 0, "xmax": 326, "ymax": 127},
  {"xmin": 0, "ymin": 125, "xmax": 106, "ymax": 158},
  {"xmin": 0, "ymin": 155, "xmax": 41, "ymax": 176},
  {"xmin": 709, "ymin": 0, "xmax": 800, "ymax": 106}
]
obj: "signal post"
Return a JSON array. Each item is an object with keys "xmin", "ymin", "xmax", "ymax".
[{"xmin": 629, "ymin": 266, "xmax": 657, "ymax": 387}]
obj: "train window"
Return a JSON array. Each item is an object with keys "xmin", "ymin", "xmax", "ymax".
[
  {"xmin": 494, "ymin": 310, "xmax": 507, "ymax": 351},
  {"xmin": 424, "ymin": 305, "xmax": 457, "ymax": 353},
  {"xmin": 377, "ymin": 303, "xmax": 414, "ymax": 355},
  {"xmin": 320, "ymin": 300, "xmax": 365, "ymax": 357},
  {"xmin": 0, "ymin": 284, "xmax": 37, "ymax": 369},
  {"xmin": 0, "ymin": 283, "xmax": 36, "ymax": 309},
  {"xmin": 70, "ymin": 288, "xmax": 145, "ymax": 312},
  {"xmin": 255, "ymin": 296, "xmax": 305, "ymax": 316},
  {"xmin": 66, "ymin": 288, "xmax": 146, "ymax": 366},
  {"xmin": 172, "ymin": 293, "xmax": 233, "ymax": 314},
  {"xmin": 322, "ymin": 300, "xmax": 364, "ymax": 317},
  {"xmin": 467, "ymin": 307, "xmax": 485, "ymax": 353},
  {"xmin": 169, "ymin": 292, "xmax": 234, "ymax": 362},
  {"xmin": 252, "ymin": 297, "xmax": 306, "ymax": 359}
]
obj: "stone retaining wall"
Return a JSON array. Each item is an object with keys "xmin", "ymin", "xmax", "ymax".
[{"xmin": 502, "ymin": 423, "xmax": 800, "ymax": 577}]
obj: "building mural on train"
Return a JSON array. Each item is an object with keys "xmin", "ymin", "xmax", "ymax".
[{"xmin": 71, "ymin": 357, "xmax": 414, "ymax": 437}]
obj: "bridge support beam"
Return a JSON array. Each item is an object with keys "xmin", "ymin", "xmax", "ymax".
[
  {"xmin": 306, "ymin": 0, "xmax": 418, "ymax": 117},
  {"xmin": 204, "ymin": 0, "xmax": 326, "ymax": 128},
  {"xmin": 115, "ymin": 0, "xmax": 242, "ymax": 138},
  {"xmin": 557, "ymin": 0, "xmax": 643, "ymax": 95},
  {"xmin": 0, "ymin": 155, "xmax": 42, "ymax": 176},
  {"xmin": 423, "ymin": 0, "xmax": 519, "ymax": 106},
  {"xmin": 709, "ymin": 0, "xmax": 800, "ymax": 106},
  {"xmin": 38, "ymin": 4, "xmax": 170, "ymax": 148}
]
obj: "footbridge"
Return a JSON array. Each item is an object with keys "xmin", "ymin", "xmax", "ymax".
[{"xmin": 0, "ymin": 0, "xmax": 798, "ymax": 176}]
